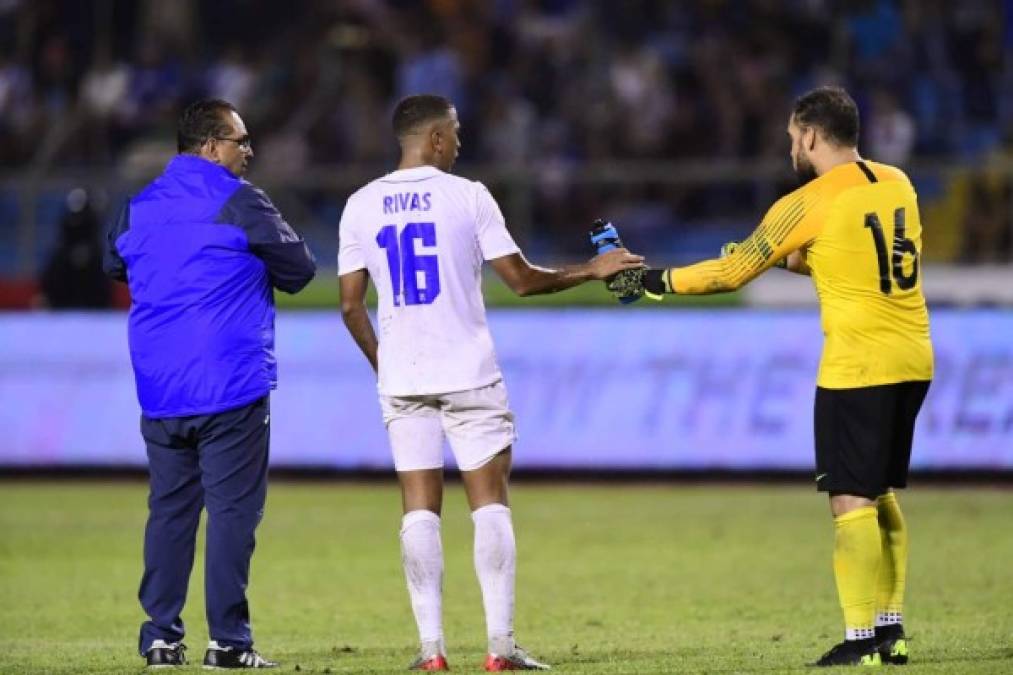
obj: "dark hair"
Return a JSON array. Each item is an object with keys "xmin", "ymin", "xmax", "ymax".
[
  {"xmin": 392, "ymin": 95, "xmax": 453, "ymax": 139},
  {"xmin": 791, "ymin": 86, "xmax": 859, "ymax": 148},
  {"xmin": 177, "ymin": 99, "xmax": 237, "ymax": 153}
]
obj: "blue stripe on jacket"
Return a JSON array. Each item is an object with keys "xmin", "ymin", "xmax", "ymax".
[{"xmin": 103, "ymin": 155, "xmax": 316, "ymax": 418}]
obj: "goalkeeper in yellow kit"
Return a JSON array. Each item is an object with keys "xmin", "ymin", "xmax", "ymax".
[{"xmin": 628, "ymin": 86, "xmax": 933, "ymax": 667}]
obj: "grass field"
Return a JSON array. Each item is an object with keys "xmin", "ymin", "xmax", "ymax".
[
  {"xmin": 274, "ymin": 274, "xmax": 742, "ymax": 309},
  {"xmin": 1, "ymin": 482, "xmax": 1011, "ymax": 674}
]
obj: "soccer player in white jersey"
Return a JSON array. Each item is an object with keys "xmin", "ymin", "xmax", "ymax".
[{"xmin": 338, "ymin": 94, "xmax": 642, "ymax": 672}]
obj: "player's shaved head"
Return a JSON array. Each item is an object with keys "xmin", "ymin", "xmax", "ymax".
[
  {"xmin": 791, "ymin": 87, "xmax": 860, "ymax": 148},
  {"xmin": 392, "ymin": 95, "xmax": 455, "ymax": 140}
]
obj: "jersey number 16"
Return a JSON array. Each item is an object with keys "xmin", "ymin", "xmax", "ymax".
[
  {"xmin": 864, "ymin": 207, "xmax": 918, "ymax": 295},
  {"xmin": 376, "ymin": 222, "xmax": 441, "ymax": 306}
]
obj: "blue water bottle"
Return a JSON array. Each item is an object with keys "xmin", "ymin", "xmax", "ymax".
[{"xmin": 589, "ymin": 219, "xmax": 642, "ymax": 304}]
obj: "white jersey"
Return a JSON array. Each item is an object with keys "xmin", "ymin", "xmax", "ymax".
[{"xmin": 338, "ymin": 165, "xmax": 520, "ymax": 396}]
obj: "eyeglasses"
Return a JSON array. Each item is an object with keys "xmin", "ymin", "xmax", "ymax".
[{"xmin": 213, "ymin": 135, "xmax": 252, "ymax": 151}]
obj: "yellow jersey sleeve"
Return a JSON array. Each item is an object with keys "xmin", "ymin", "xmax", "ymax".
[{"xmin": 669, "ymin": 183, "xmax": 824, "ymax": 294}]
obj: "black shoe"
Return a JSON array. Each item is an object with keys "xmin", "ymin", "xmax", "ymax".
[
  {"xmin": 203, "ymin": 641, "xmax": 278, "ymax": 669},
  {"xmin": 812, "ymin": 638, "xmax": 882, "ymax": 667},
  {"xmin": 875, "ymin": 624, "xmax": 909, "ymax": 665},
  {"xmin": 145, "ymin": 640, "xmax": 187, "ymax": 667}
]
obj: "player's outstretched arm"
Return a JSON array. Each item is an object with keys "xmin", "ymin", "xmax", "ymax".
[
  {"xmin": 640, "ymin": 241, "xmax": 798, "ymax": 297},
  {"xmin": 339, "ymin": 269, "xmax": 378, "ymax": 372},
  {"xmin": 637, "ymin": 191, "xmax": 819, "ymax": 297},
  {"xmin": 720, "ymin": 241, "xmax": 810, "ymax": 275},
  {"xmin": 488, "ymin": 249, "xmax": 644, "ymax": 297}
]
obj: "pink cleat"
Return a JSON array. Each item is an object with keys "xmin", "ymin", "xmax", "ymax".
[
  {"xmin": 408, "ymin": 653, "xmax": 450, "ymax": 671},
  {"xmin": 484, "ymin": 646, "xmax": 550, "ymax": 671}
]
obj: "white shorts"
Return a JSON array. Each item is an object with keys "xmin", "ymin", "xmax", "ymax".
[{"xmin": 379, "ymin": 380, "xmax": 517, "ymax": 472}]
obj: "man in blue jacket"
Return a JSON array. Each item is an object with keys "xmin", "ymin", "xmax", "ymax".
[{"xmin": 104, "ymin": 99, "xmax": 316, "ymax": 669}]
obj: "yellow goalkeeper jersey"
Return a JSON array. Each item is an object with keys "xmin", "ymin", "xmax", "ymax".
[{"xmin": 671, "ymin": 159, "xmax": 933, "ymax": 389}]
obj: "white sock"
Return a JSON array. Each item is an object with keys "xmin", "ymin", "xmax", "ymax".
[
  {"xmin": 400, "ymin": 510, "xmax": 444, "ymax": 652},
  {"xmin": 876, "ymin": 611, "xmax": 903, "ymax": 627},
  {"xmin": 472, "ymin": 503, "xmax": 516, "ymax": 654},
  {"xmin": 846, "ymin": 627, "xmax": 875, "ymax": 641}
]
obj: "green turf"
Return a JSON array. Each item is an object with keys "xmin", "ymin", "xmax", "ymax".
[
  {"xmin": 1, "ymin": 483, "xmax": 1010, "ymax": 673},
  {"xmin": 275, "ymin": 274, "xmax": 742, "ymax": 308}
]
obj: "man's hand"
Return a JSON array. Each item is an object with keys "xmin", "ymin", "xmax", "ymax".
[
  {"xmin": 587, "ymin": 248, "xmax": 645, "ymax": 280},
  {"xmin": 590, "ymin": 249, "xmax": 648, "ymax": 303}
]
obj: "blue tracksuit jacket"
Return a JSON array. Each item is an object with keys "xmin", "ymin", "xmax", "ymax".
[{"xmin": 103, "ymin": 155, "xmax": 316, "ymax": 418}]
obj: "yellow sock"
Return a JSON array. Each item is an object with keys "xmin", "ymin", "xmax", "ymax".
[
  {"xmin": 833, "ymin": 506, "xmax": 880, "ymax": 639},
  {"xmin": 876, "ymin": 492, "xmax": 907, "ymax": 623}
]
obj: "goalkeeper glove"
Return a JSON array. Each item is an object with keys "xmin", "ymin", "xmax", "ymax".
[
  {"xmin": 589, "ymin": 219, "xmax": 646, "ymax": 304},
  {"xmin": 607, "ymin": 268, "xmax": 666, "ymax": 301},
  {"xmin": 641, "ymin": 268, "xmax": 669, "ymax": 299},
  {"xmin": 720, "ymin": 241, "xmax": 739, "ymax": 258},
  {"xmin": 605, "ymin": 267, "xmax": 648, "ymax": 302}
]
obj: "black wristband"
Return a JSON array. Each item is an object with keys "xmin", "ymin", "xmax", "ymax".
[{"xmin": 643, "ymin": 268, "xmax": 668, "ymax": 295}]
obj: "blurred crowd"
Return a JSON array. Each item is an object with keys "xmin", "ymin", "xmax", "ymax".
[
  {"xmin": 0, "ymin": 0, "xmax": 1011, "ymax": 291},
  {"xmin": 1, "ymin": 0, "xmax": 1009, "ymax": 167}
]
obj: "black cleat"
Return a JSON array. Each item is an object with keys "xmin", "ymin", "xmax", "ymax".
[
  {"xmin": 875, "ymin": 624, "xmax": 909, "ymax": 665},
  {"xmin": 145, "ymin": 640, "xmax": 187, "ymax": 668},
  {"xmin": 812, "ymin": 638, "xmax": 882, "ymax": 667},
  {"xmin": 203, "ymin": 641, "xmax": 278, "ymax": 669}
]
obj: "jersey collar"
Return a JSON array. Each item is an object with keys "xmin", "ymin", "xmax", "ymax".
[{"xmin": 382, "ymin": 165, "xmax": 443, "ymax": 182}]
